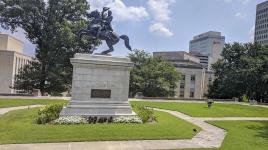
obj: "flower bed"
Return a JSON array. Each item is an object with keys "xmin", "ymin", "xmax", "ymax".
[
  {"xmin": 52, "ymin": 116, "xmax": 87, "ymax": 125},
  {"xmin": 113, "ymin": 116, "xmax": 143, "ymax": 124}
]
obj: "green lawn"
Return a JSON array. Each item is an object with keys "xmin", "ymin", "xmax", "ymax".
[
  {"xmin": 183, "ymin": 121, "xmax": 268, "ymax": 150},
  {"xmin": 0, "ymin": 108, "xmax": 200, "ymax": 144},
  {"xmin": 131, "ymin": 101, "xmax": 268, "ymax": 117},
  {"xmin": 0, "ymin": 99, "xmax": 67, "ymax": 108}
]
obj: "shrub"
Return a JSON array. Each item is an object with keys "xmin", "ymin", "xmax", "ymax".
[
  {"xmin": 113, "ymin": 116, "xmax": 143, "ymax": 124},
  {"xmin": 36, "ymin": 103, "xmax": 64, "ymax": 124},
  {"xmin": 241, "ymin": 95, "xmax": 249, "ymax": 102},
  {"xmin": 52, "ymin": 116, "xmax": 87, "ymax": 125},
  {"xmin": 134, "ymin": 106, "xmax": 156, "ymax": 123}
]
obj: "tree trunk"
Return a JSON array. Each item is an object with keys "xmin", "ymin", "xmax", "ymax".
[
  {"xmin": 38, "ymin": 40, "xmax": 49, "ymax": 96},
  {"xmin": 39, "ymin": 62, "xmax": 46, "ymax": 95}
]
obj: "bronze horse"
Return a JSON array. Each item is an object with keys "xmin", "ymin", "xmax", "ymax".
[
  {"xmin": 78, "ymin": 29, "xmax": 132, "ymax": 55},
  {"xmin": 78, "ymin": 8, "xmax": 132, "ymax": 55}
]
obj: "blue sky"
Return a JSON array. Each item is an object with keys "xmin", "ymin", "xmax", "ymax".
[{"xmin": 0, "ymin": 0, "xmax": 264, "ymax": 56}]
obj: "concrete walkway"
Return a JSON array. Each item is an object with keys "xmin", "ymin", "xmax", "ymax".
[
  {"xmin": 0, "ymin": 106, "xmax": 268, "ymax": 150},
  {"xmin": 0, "ymin": 96, "xmax": 70, "ymax": 100},
  {"xmin": 240, "ymin": 103, "xmax": 268, "ymax": 108},
  {"xmin": 0, "ymin": 105, "xmax": 44, "ymax": 115},
  {"xmin": 196, "ymin": 117, "xmax": 268, "ymax": 121}
]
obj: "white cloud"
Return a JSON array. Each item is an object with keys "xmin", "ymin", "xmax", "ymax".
[
  {"xmin": 89, "ymin": 0, "xmax": 174, "ymax": 37},
  {"xmin": 147, "ymin": 0, "xmax": 175, "ymax": 37},
  {"xmin": 249, "ymin": 26, "xmax": 255, "ymax": 42},
  {"xmin": 88, "ymin": 0, "xmax": 149, "ymax": 22},
  {"xmin": 147, "ymin": 0, "xmax": 174, "ymax": 22},
  {"xmin": 149, "ymin": 23, "xmax": 173, "ymax": 37},
  {"xmin": 88, "ymin": 0, "xmax": 111, "ymax": 10},
  {"xmin": 235, "ymin": 12, "xmax": 247, "ymax": 19}
]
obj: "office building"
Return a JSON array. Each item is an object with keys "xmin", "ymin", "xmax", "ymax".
[
  {"xmin": 0, "ymin": 33, "xmax": 32, "ymax": 94},
  {"xmin": 154, "ymin": 51, "xmax": 214, "ymax": 99},
  {"xmin": 189, "ymin": 31, "xmax": 225, "ymax": 69},
  {"xmin": 254, "ymin": 1, "xmax": 268, "ymax": 44}
]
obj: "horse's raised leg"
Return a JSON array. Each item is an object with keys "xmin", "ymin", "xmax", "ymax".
[{"xmin": 101, "ymin": 40, "xmax": 114, "ymax": 55}]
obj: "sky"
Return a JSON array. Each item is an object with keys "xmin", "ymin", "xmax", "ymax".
[{"xmin": 0, "ymin": 0, "xmax": 265, "ymax": 56}]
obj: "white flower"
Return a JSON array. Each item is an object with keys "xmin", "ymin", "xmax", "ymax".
[
  {"xmin": 113, "ymin": 116, "xmax": 143, "ymax": 124},
  {"xmin": 53, "ymin": 116, "xmax": 87, "ymax": 125}
]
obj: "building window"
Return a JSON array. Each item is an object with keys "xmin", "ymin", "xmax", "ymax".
[
  {"xmin": 190, "ymin": 88, "xmax": 195, "ymax": 98},
  {"xmin": 181, "ymin": 75, "xmax": 185, "ymax": 81},
  {"xmin": 180, "ymin": 90, "xmax": 184, "ymax": 97},
  {"xmin": 190, "ymin": 75, "xmax": 195, "ymax": 98},
  {"xmin": 191, "ymin": 75, "xmax": 195, "ymax": 81},
  {"xmin": 179, "ymin": 74, "xmax": 185, "ymax": 98},
  {"xmin": 180, "ymin": 83, "xmax": 185, "ymax": 97}
]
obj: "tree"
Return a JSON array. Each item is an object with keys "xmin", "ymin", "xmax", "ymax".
[
  {"xmin": 207, "ymin": 43, "xmax": 268, "ymax": 102},
  {"xmin": 129, "ymin": 49, "xmax": 180, "ymax": 97},
  {"xmin": 13, "ymin": 60, "xmax": 41, "ymax": 93},
  {"xmin": 0, "ymin": 0, "xmax": 100, "ymax": 95}
]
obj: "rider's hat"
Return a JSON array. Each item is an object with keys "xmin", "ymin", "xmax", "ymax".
[{"xmin": 103, "ymin": 7, "xmax": 110, "ymax": 12}]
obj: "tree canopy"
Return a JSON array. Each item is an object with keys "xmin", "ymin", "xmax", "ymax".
[
  {"xmin": 0, "ymin": 0, "xmax": 100, "ymax": 95},
  {"xmin": 129, "ymin": 50, "xmax": 180, "ymax": 97},
  {"xmin": 207, "ymin": 43, "xmax": 268, "ymax": 102}
]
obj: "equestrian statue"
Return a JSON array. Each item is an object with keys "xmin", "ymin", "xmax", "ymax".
[{"xmin": 78, "ymin": 7, "xmax": 132, "ymax": 55}]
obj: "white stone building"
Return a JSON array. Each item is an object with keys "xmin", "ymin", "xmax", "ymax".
[
  {"xmin": 153, "ymin": 31, "xmax": 224, "ymax": 99},
  {"xmin": 0, "ymin": 33, "xmax": 32, "ymax": 94},
  {"xmin": 153, "ymin": 51, "xmax": 214, "ymax": 99}
]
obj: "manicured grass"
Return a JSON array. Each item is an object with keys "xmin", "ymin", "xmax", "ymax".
[
  {"xmin": 182, "ymin": 121, "xmax": 268, "ymax": 150},
  {"xmin": 131, "ymin": 101, "xmax": 268, "ymax": 117},
  {"xmin": 0, "ymin": 108, "xmax": 200, "ymax": 144},
  {"xmin": 0, "ymin": 99, "xmax": 67, "ymax": 108}
]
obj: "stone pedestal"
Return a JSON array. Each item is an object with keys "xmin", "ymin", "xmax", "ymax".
[{"xmin": 60, "ymin": 53, "xmax": 135, "ymax": 117}]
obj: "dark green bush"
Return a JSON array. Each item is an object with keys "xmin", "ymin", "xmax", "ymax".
[
  {"xmin": 241, "ymin": 95, "xmax": 249, "ymax": 102},
  {"xmin": 36, "ymin": 103, "xmax": 64, "ymax": 124},
  {"xmin": 134, "ymin": 106, "xmax": 156, "ymax": 123}
]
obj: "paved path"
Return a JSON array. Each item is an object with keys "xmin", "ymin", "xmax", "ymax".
[
  {"xmin": 240, "ymin": 103, "xmax": 268, "ymax": 108},
  {"xmin": 0, "ymin": 105, "xmax": 44, "ymax": 115},
  {"xmin": 0, "ymin": 106, "xmax": 268, "ymax": 150},
  {"xmin": 196, "ymin": 117, "xmax": 268, "ymax": 121},
  {"xmin": 0, "ymin": 96, "xmax": 70, "ymax": 100}
]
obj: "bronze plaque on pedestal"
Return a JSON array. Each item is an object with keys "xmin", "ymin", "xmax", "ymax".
[{"xmin": 91, "ymin": 89, "xmax": 111, "ymax": 98}]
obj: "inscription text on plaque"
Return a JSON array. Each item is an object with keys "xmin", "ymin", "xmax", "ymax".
[{"xmin": 91, "ymin": 89, "xmax": 111, "ymax": 98}]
